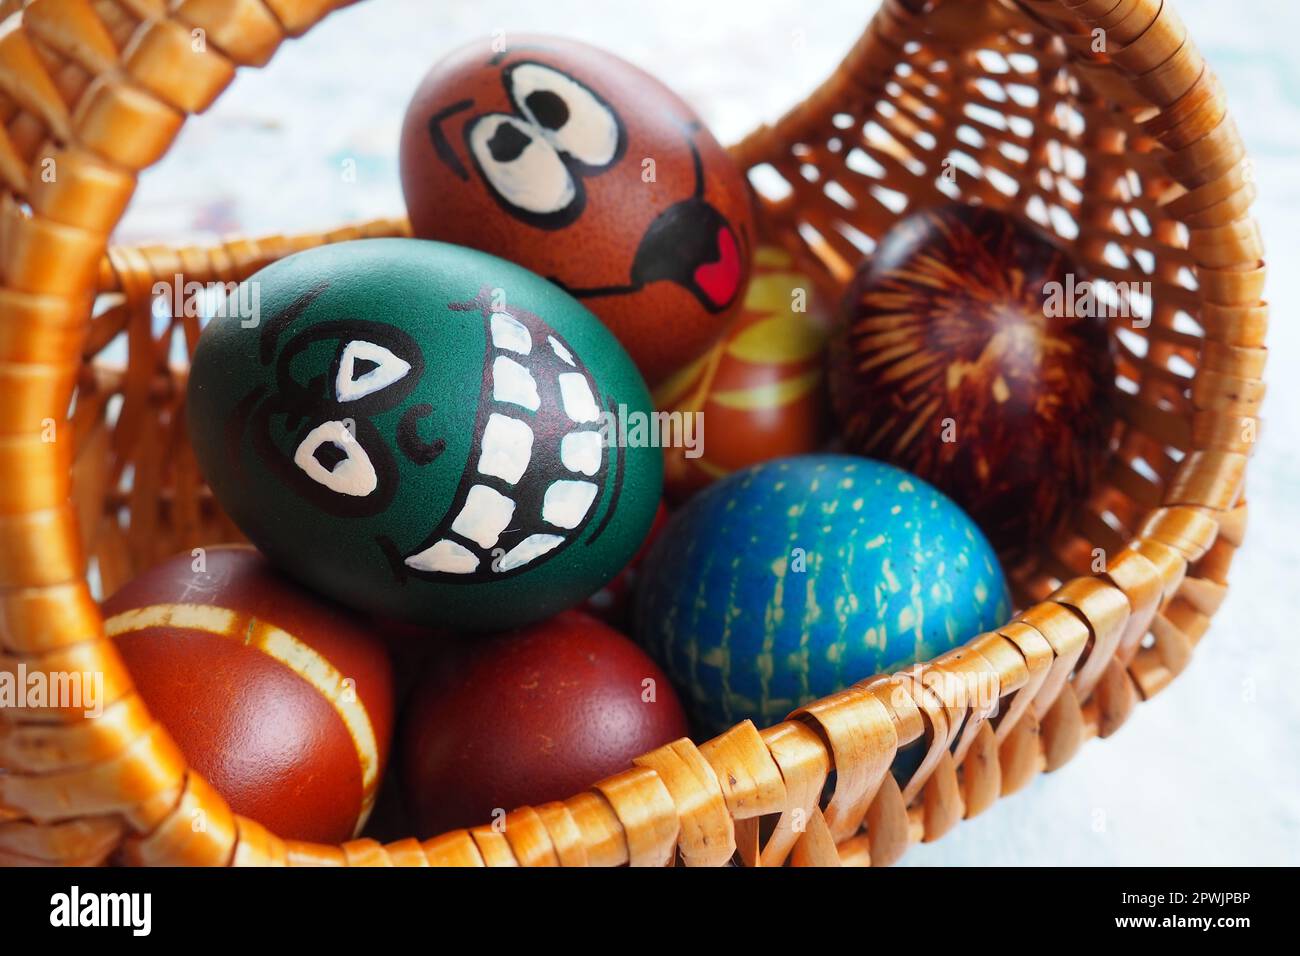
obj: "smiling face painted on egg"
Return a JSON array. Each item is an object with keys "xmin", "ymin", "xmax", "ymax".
[
  {"xmin": 247, "ymin": 287, "xmax": 611, "ymax": 582},
  {"xmin": 400, "ymin": 35, "xmax": 756, "ymax": 385},
  {"xmin": 188, "ymin": 239, "xmax": 663, "ymax": 631}
]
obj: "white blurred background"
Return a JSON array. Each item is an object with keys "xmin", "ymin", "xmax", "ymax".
[{"xmin": 118, "ymin": 0, "xmax": 1300, "ymax": 865}]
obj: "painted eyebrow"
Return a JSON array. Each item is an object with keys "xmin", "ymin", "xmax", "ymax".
[
  {"xmin": 426, "ymin": 98, "xmax": 475, "ymax": 181},
  {"xmin": 260, "ymin": 279, "xmax": 329, "ymax": 366}
]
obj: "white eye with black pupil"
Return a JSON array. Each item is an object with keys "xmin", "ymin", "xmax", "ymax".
[
  {"xmin": 469, "ymin": 113, "xmax": 576, "ymax": 215},
  {"xmin": 509, "ymin": 63, "xmax": 621, "ymax": 168},
  {"xmin": 335, "ymin": 340, "xmax": 411, "ymax": 402},
  {"xmin": 293, "ymin": 421, "xmax": 377, "ymax": 497}
]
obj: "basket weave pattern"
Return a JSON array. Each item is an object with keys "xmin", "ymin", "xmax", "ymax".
[{"xmin": 0, "ymin": 0, "xmax": 1263, "ymax": 866}]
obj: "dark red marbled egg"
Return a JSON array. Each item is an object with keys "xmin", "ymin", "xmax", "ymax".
[
  {"xmin": 828, "ymin": 203, "xmax": 1115, "ymax": 564},
  {"xmin": 400, "ymin": 610, "xmax": 688, "ymax": 837}
]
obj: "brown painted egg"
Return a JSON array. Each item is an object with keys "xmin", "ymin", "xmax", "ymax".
[
  {"xmin": 655, "ymin": 245, "xmax": 830, "ymax": 501},
  {"xmin": 103, "ymin": 546, "xmax": 395, "ymax": 844},
  {"xmin": 399, "ymin": 34, "xmax": 755, "ymax": 385},
  {"xmin": 829, "ymin": 203, "xmax": 1115, "ymax": 564},
  {"xmin": 400, "ymin": 610, "xmax": 688, "ymax": 837}
]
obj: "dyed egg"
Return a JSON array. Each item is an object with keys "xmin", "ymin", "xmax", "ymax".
[
  {"xmin": 400, "ymin": 610, "xmax": 689, "ymax": 836},
  {"xmin": 829, "ymin": 204, "xmax": 1115, "ymax": 564},
  {"xmin": 655, "ymin": 245, "xmax": 830, "ymax": 501},
  {"xmin": 102, "ymin": 546, "xmax": 394, "ymax": 844},
  {"xmin": 187, "ymin": 239, "xmax": 663, "ymax": 630},
  {"xmin": 633, "ymin": 455, "xmax": 1010, "ymax": 737},
  {"xmin": 399, "ymin": 34, "xmax": 755, "ymax": 385}
]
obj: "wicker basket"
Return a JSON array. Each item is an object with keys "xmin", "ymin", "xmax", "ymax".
[{"xmin": 0, "ymin": 0, "xmax": 1263, "ymax": 867}]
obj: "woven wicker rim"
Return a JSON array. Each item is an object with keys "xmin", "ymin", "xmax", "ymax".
[{"xmin": 0, "ymin": 0, "xmax": 1263, "ymax": 867}]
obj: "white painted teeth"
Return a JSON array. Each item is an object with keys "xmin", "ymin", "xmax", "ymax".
[
  {"xmin": 497, "ymin": 533, "xmax": 565, "ymax": 571},
  {"xmin": 335, "ymin": 340, "xmax": 411, "ymax": 402},
  {"xmin": 548, "ymin": 335, "xmax": 575, "ymax": 366},
  {"xmin": 477, "ymin": 413, "xmax": 534, "ymax": 485},
  {"xmin": 491, "ymin": 312, "xmax": 532, "ymax": 355},
  {"xmin": 405, "ymin": 539, "xmax": 479, "ymax": 574},
  {"xmin": 542, "ymin": 480, "xmax": 598, "ymax": 529},
  {"xmin": 451, "ymin": 484, "xmax": 516, "ymax": 548},
  {"xmin": 404, "ymin": 308, "xmax": 608, "ymax": 579},
  {"xmin": 293, "ymin": 421, "xmax": 378, "ymax": 496},
  {"xmin": 492, "ymin": 356, "xmax": 540, "ymax": 411},
  {"xmin": 558, "ymin": 372, "xmax": 600, "ymax": 423},
  {"xmin": 560, "ymin": 431, "xmax": 602, "ymax": 476}
]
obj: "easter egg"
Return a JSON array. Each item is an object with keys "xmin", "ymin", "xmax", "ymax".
[
  {"xmin": 633, "ymin": 455, "xmax": 1010, "ymax": 737},
  {"xmin": 399, "ymin": 34, "xmax": 756, "ymax": 385},
  {"xmin": 187, "ymin": 238, "xmax": 663, "ymax": 630},
  {"xmin": 400, "ymin": 610, "xmax": 688, "ymax": 836},
  {"xmin": 828, "ymin": 204, "xmax": 1115, "ymax": 564},
  {"xmin": 654, "ymin": 245, "xmax": 830, "ymax": 501},
  {"xmin": 102, "ymin": 546, "xmax": 395, "ymax": 844}
]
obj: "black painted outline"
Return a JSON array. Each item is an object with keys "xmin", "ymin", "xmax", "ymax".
[{"xmin": 391, "ymin": 287, "xmax": 615, "ymax": 585}]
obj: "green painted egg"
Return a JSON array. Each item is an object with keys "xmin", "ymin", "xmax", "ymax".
[
  {"xmin": 633, "ymin": 454, "xmax": 1009, "ymax": 737},
  {"xmin": 188, "ymin": 238, "xmax": 663, "ymax": 630}
]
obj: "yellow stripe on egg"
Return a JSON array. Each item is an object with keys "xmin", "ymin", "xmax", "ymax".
[{"xmin": 104, "ymin": 603, "xmax": 382, "ymax": 835}]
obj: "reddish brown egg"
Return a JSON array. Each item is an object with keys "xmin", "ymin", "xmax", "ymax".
[
  {"xmin": 103, "ymin": 546, "xmax": 395, "ymax": 844},
  {"xmin": 400, "ymin": 610, "xmax": 688, "ymax": 837},
  {"xmin": 399, "ymin": 34, "xmax": 755, "ymax": 385},
  {"xmin": 655, "ymin": 245, "xmax": 831, "ymax": 501},
  {"xmin": 828, "ymin": 204, "xmax": 1115, "ymax": 564}
]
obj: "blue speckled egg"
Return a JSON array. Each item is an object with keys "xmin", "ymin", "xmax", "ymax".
[{"xmin": 633, "ymin": 454, "xmax": 1010, "ymax": 737}]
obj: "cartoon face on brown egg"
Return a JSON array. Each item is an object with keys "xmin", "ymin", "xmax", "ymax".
[{"xmin": 399, "ymin": 34, "xmax": 755, "ymax": 385}]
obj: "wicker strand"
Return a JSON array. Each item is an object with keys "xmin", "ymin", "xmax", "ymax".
[{"xmin": 0, "ymin": 0, "xmax": 1265, "ymax": 866}]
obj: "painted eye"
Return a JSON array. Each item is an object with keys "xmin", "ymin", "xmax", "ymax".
[
  {"xmin": 335, "ymin": 340, "xmax": 411, "ymax": 403},
  {"xmin": 508, "ymin": 63, "xmax": 623, "ymax": 169},
  {"xmin": 279, "ymin": 321, "xmax": 422, "ymax": 416},
  {"xmin": 293, "ymin": 420, "xmax": 378, "ymax": 497},
  {"xmin": 468, "ymin": 113, "xmax": 576, "ymax": 216}
]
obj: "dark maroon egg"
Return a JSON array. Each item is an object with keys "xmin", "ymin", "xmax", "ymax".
[
  {"xmin": 400, "ymin": 610, "xmax": 689, "ymax": 837},
  {"xmin": 829, "ymin": 203, "xmax": 1115, "ymax": 564}
]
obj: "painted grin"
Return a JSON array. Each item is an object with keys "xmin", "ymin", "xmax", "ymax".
[
  {"xmin": 392, "ymin": 290, "xmax": 618, "ymax": 583},
  {"xmin": 238, "ymin": 284, "xmax": 619, "ymax": 588}
]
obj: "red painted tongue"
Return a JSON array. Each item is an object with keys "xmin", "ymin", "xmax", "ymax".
[{"xmin": 693, "ymin": 227, "xmax": 741, "ymax": 307}]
